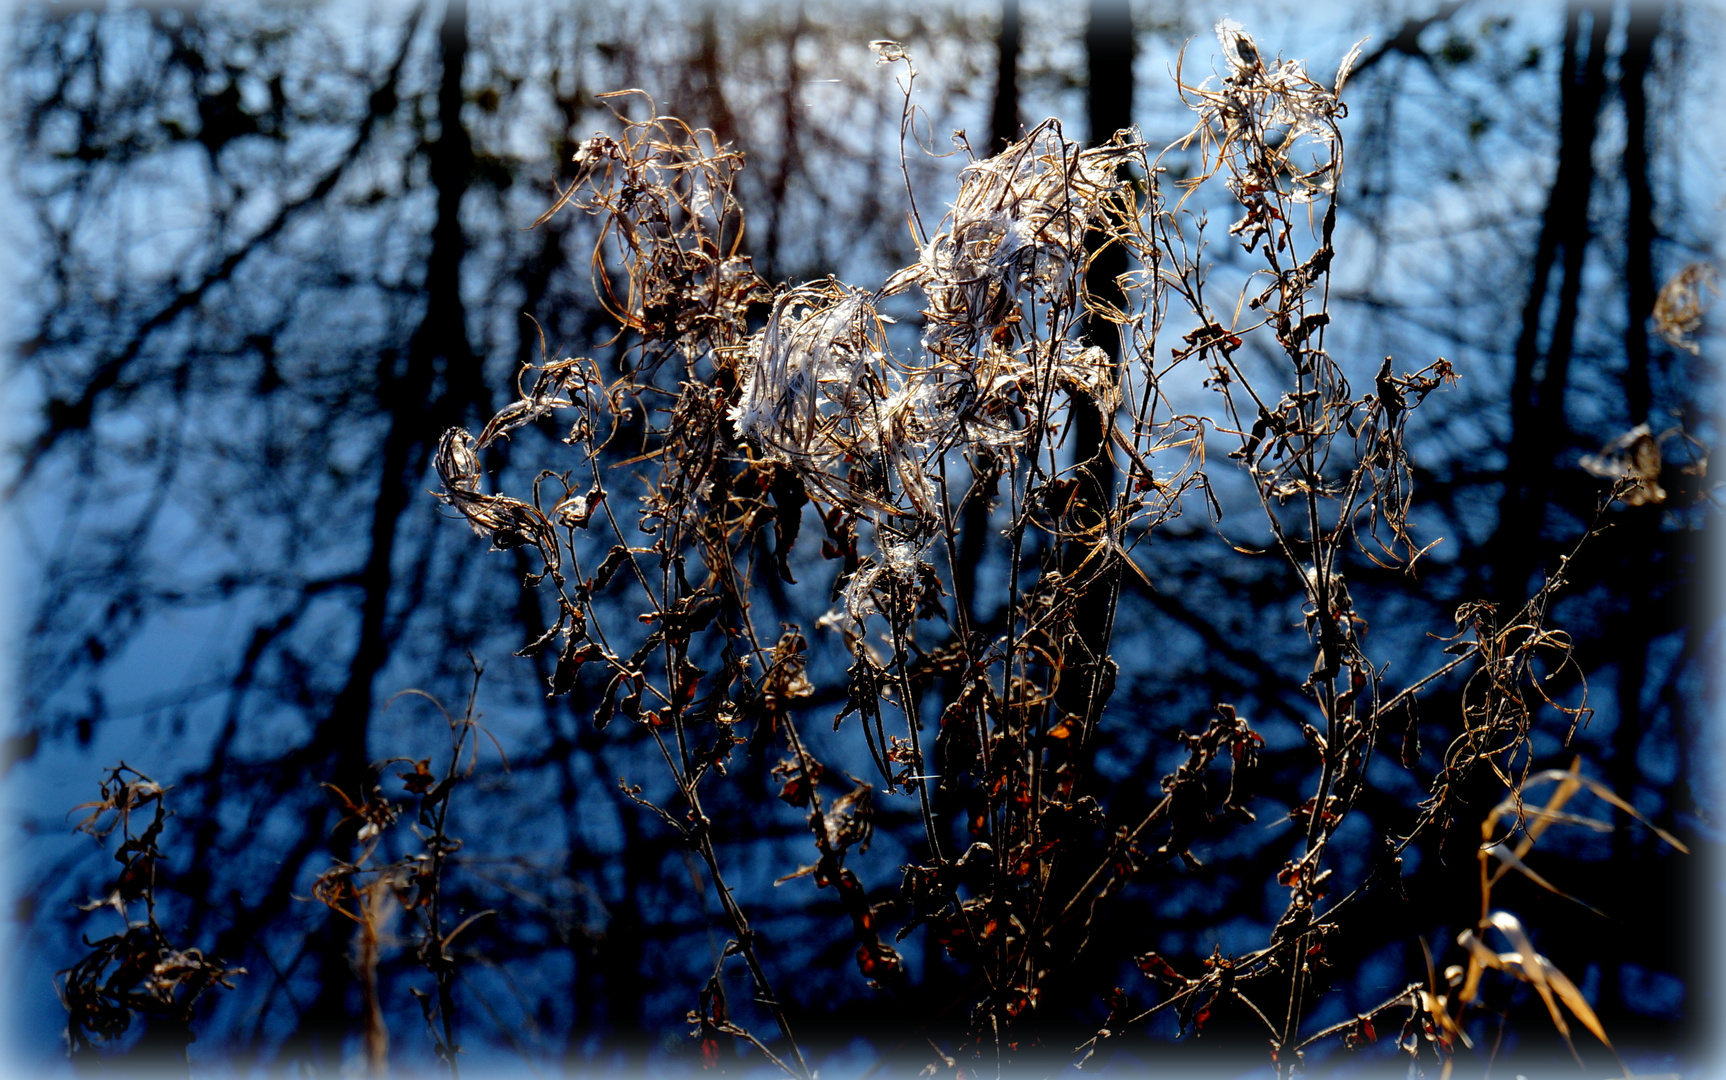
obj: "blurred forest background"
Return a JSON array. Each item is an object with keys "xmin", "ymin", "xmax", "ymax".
[{"xmin": 1, "ymin": 0, "xmax": 1720, "ymax": 1076}]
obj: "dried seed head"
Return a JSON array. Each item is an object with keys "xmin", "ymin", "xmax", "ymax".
[
  {"xmin": 1653, "ymin": 262, "xmax": 1717, "ymax": 355},
  {"xmin": 869, "ymin": 40, "xmax": 907, "ymax": 65},
  {"xmin": 1216, "ymin": 20, "xmax": 1261, "ymax": 75},
  {"xmin": 1579, "ymin": 423, "xmax": 1665, "ymax": 505},
  {"xmin": 435, "ymin": 428, "xmax": 482, "ymax": 494}
]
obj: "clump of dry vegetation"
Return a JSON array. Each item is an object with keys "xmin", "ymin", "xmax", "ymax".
[
  {"xmin": 58, "ymin": 766, "xmax": 244, "ymax": 1063},
  {"xmin": 421, "ymin": 23, "xmax": 1686, "ymax": 1077},
  {"xmin": 308, "ymin": 662, "xmax": 504, "ymax": 1077},
  {"xmin": 58, "ymin": 23, "xmax": 1689, "ymax": 1078}
]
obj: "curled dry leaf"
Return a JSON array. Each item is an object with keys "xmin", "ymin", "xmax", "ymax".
[{"xmin": 434, "ymin": 428, "xmax": 562, "ymax": 583}]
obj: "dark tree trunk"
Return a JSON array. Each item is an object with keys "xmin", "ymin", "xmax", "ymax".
[
  {"xmin": 991, "ymin": 0, "xmax": 1021, "ymax": 153},
  {"xmin": 1062, "ymin": 0, "xmax": 1133, "ymax": 665},
  {"xmin": 1605, "ymin": 0, "xmax": 1663, "ymax": 1020},
  {"xmin": 321, "ymin": 0, "xmax": 480, "ymax": 812},
  {"xmin": 298, "ymin": 0, "xmax": 482, "ymax": 1062},
  {"xmin": 1622, "ymin": 2, "xmax": 1658, "ymax": 427},
  {"xmin": 1076, "ymin": 0, "xmax": 1134, "ymax": 496},
  {"xmin": 1043, "ymin": 0, "xmax": 1134, "ymax": 1012},
  {"xmin": 956, "ymin": 0, "xmax": 1023, "ymax": 628},
  {"xmin": 1494, "ymin": 1, "xmax": 1610, "ymax": 603}
]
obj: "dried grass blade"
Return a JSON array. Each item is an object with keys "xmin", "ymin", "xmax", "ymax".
[
  {"xmin": 1486, "ymin": 912, "xmax": 1573, "ymax": 1046},
  {"xmin": 1575, "ymin": 777, "xmax": 1690, "ymax": 853},
  {"xmin": 1484, "ymin": 844, "xmax": 1605, "ymax": 917},
  {"xmin": 1515, "ymin": 757, "xmax": 1583, "ymax": 854},
  {"xmin": 440, "ymin": 909, "xmax": 496, "ymax": 952},
  {"xmin": 1538, "ymin": 955, "xmax": 1612, "ymax": 1049}
]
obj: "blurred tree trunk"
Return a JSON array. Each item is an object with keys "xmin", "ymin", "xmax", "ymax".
[
  {"xmin": 1059, "ymin": 0, "xmax": 1133, "ymax": 706},
  {"xmin": 1622, "ymin": 2, "xmax": 1658, "ymax": 429},
  {"xmin": 956, "ymin": 0, "xmax": 1023, "ymax": 627},
  {"xmin": 322, "ymin": 0, "xmax": 486, "ymax": 816},
  {"xmin": 1042, "ymin": 0, "xmax": 1134, "ymax": 1013},
  {"xmin": 1604, "ymin": 0, "xmax": 1662, "ymax": 1018},
  {"xmin": 1080, "ymin": 0, "xmax": 1133, "ymax": 489},
  {"xmin": 298, "ymin": 0, "xmax": 483, "ymax": 1062},
  {"xmin": 991, "ymin": 0, "xmax": 1021, "ymax": 154},
  {"xmin": 689, "ymin": 7, "xmax": 743, "ymax": 150},
  {"xmin": 1494, "ymin": 1, "xmax": 1610, "ymax": 603}
]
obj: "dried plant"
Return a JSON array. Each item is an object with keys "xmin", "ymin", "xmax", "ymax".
[
  {"xmin": 416, "ymin": 26, "xmax": 1683, "ymax": 1078},
  {"xmin": 1294, "ymin": 757, "xmax": 1690, "ymax": 1079},
  {"xmin": 58, "ymin": 765, "xmax": 244, "ymax": 1063},
  {"xmin": 1579, "ymin": 423, "xmax": 1712, "ymax": 508},
  {"xmin": 308, "ymin": 661, "xmax": 503, "ymax": 1076},
  {"xmin": 1652, "ymin": 261, "xmax": 1717, "ymax": 355},
  {"xmin": 1455, "ymin": 761, "xmax": 1688, "ymax": 1061}
]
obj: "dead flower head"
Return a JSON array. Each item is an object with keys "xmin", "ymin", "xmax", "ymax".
[{"xmin": 1653, "ymin": 262, "xmax": 1717, "ymax": 355}]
